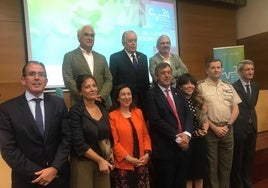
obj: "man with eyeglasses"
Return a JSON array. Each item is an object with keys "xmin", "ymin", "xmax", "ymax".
[
  {"xmin": 62, "ymin": 24, "xmax": 112, "ymax": 108},
  {"xmin": 0, "ymin": 61, "xmax": 71, "ymax": 188}
]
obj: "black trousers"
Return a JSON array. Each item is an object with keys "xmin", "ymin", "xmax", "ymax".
[
  {"xmin": 231, "ymin": 129, "xmax": 257, "ymax": 188},
  {"xmin": 152, "ymin": 152, "xmax": 187, "ymax": 188}
]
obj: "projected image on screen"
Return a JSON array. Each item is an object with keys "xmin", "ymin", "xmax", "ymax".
[{"xmin": 23, "ymin": 0, "xmax": 178, "ymax": 87}]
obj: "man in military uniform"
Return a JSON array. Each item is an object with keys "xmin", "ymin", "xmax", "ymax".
[{"xmin": 197, "ymin": 58, "xmax": 241, "ymax": 188}]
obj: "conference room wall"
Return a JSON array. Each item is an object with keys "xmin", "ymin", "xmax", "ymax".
[
  {"xmin": 0, "ymin": 0, "xmax": 236, "ymax": 103},
  {"xmin": 0, "ymin": 1, "xmax": 267, "ymax": 127},
  {"xmin": 0, "ymin": 1, "xmax": 267, "ymax": 187}
]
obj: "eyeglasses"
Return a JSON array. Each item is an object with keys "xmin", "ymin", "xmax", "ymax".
[
  {"xmin": 82, "ymin": 33, "xmax": 95, "ymax": 38},
  {"xmin": 25, "ymin": 71, "xmax": 47, "ymax": 77}
]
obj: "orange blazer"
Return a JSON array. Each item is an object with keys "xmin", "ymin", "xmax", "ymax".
[{"xmin": 109, "ymin": 108, "xmax": 152, "ymax": 170}]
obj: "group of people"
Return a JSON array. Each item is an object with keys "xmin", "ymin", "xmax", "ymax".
[{"xmin": 0, "ymin": 24, "xmax": 259, "ymax": 188}]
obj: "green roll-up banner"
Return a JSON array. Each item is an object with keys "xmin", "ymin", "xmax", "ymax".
[{"xmin": 213, "ymin": 45, "xmax": 245, "ymax": 83}]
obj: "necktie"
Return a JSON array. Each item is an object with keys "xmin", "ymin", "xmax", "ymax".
[
  {"xmin": 131, "ymin": 54, "xmax": 138, "ymax": 69},
  {"xmin": 245, "ymin": 84, "xmax": 251, "ymax": 100},
  {"xmin": 245, "ymin": 84, "xmax": 253, "ymax": 123},
  {"xmin": 33, "ymin": 98, "xmax": 44, "ymax": 136},
  {"xmin": 165, "ymin": 89, "xmax": 182, "ymax": 133}
]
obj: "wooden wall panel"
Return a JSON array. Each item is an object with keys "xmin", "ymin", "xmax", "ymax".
[
  {"xmin": 178, "ymin": 1, "xmax": 237, "ymax": 81},
  {"xmin": 0, "ymin": 82, "xmax": 24, "ymax": 103},
  {"xmin": 256, "ymin": 90, "xmax": 268, "ymax": 132},
  {"xmin": 0, "ymin": 0, "xmax": 22, "ymax": 21},
  {"xmin": 0, "ymin": 0, "xmax": 26, "ymax": 103},
  {"xmin": 238, "ymin": 32, "xmax": 268, "ymax": 89},
  {"xmin": 0, "ymin": 22, "xmax": 25, "ymax": 83},
  {"xmin": 0, "ymin": 154, "xmax": 11, "ymax": 188}
]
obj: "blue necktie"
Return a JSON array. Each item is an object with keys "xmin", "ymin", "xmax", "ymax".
[{"xmin": 33, "ymin": 98, "xmax": 44, "ymax": 136}]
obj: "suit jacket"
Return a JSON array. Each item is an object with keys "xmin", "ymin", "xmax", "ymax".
[
  {"xmin": 232, "ymin": 79, "xmax": 259, "ymax": 133},
  {"xmin": 109, "ymin": 108, "xmax": 151, "ymax": 170},
  {"xmin": 62, "ymin": 48, "xmax": 113, "ymax": 106},
  {"xmin": 0, "ymin": 93, "xmax": 70, "ymax": 187},
  {"xmin": 146, "ymin": 85, "xmax": 193, "ymax": 160},
  {"xmin": 109, "ymin": 50, "xmax": 150, "ymax": 110},
  {"xmin": 149, "ymin": 53, "xmax": 188, "ymax": 84}
]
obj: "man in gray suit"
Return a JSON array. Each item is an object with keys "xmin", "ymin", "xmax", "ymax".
[
  {"xmin": 231, "ymin": 59, "xmax": 259, "ymax": 188},
  {"xmin": 0, "ymin": 61, "xmax": 70, "ymax": 188},
  {"xmin": 149, "ymin": 35, "xmax": 188, "ymax": 85},
  {"xmin": 62, "ymin": 25, "xmax": 112, "ymax": 107}
]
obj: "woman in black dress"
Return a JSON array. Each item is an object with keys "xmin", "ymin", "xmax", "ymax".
[
  {"xmin": 69, "ymin": 75, "xmax": 114, "ymax": 188},
  {"xmin": 177, "ymin": 73, "xmax": 209, "ymax": 188}
]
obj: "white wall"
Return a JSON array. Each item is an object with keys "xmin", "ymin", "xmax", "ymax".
[{"xmin": 236, "ymin": 0, "xmax": 268, "ymax": 39}]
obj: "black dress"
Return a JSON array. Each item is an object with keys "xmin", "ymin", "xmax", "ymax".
[{"xmin": 186, "ymin": 99, "xmax": 207, "ymax": 179}]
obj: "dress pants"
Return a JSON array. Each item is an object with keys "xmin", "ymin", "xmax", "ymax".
[
  {"xmin": 152, "ymin": 151, "xmax": 187, "ymax": 188},
  {"xmin": 204, "ymin": 127, "xmax": 233, "ymax": 188},
  {"xmin": 231, "ymin": 126, "xmax": 256, "ymax": 188}
]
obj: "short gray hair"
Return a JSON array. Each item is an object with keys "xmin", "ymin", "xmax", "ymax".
[
  {"xmin": 156, "ymin": 35, "xmax": 170, "ymax": 47},
  {"xmin": 121, "ymin": 30, "xmax": 137, "ymax": 45},
  {"xmin": 237, "ymin": 59, "xmax": 254, "ymax": 73},
  {"xmin": 77, "ymin": 25, "xmax": 95, "ymax": 40}
]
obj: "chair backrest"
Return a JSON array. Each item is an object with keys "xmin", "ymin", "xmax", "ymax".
[{"xmin": 55, "ymin": 87, "xmax": 64, "ymax": 98}]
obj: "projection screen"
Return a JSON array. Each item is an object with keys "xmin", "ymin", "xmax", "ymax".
[{"xmin": 23, "ymin": 0, "xmax": 179, "ymax": 88}]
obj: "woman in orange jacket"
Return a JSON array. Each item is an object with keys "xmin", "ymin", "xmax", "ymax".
[{"xmin": 109, "ymin": 84, "xmax": 152, "ymax": 188}]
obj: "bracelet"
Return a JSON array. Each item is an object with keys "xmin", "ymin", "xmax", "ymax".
[{"xmin": 144, "ymin": 150, "xmax": 152, "ymax": 157}]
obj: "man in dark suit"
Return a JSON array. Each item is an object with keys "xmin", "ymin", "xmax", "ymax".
[
  {"xmin": 146, "ymin": 62, "xmax": 193, "ymax": 188},
  {"xmin": 62, "ymin": 25, "xmax": 112, "ymax": 108},
  {"xmin": 109, "ymin": 30, "xmax": 150, "ymax": 113},
  {"xmin": 231, "ymin": 59, "xmax": 259, "ymax": 188},
  {"xmin": 0, "ymin": 61, "xmax": 70, "ymax": 188}
]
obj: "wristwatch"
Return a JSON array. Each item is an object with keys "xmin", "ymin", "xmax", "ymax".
[{"xmin": 226, "ymin": 123, "xmax": 232, "ymax": 129}]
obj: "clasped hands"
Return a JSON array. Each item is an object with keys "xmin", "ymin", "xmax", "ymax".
[
  {"xmin": 176, "ymin": 133, "xmax": 190, "ymax": 151},
  {"xmin": 125, "ymin": 153, "xmax": 150, "ymax": 167}
]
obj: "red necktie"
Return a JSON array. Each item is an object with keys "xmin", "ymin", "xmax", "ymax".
[{"xmin": 165, "ymin": 89, "xmax": 182, "ymax": 133}]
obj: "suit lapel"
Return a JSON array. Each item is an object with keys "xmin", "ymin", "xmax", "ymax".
[
  {"xmin": 18, "ymin": 94, "xmax": 44, "ymax": 138},
  {"xmin": 122, "ymin": 50, "xmax": 138, "ymax": 70},
  {"xmin": 250, "ymin": 82, "xmax": 257, "ymax": 105},
  {"xmin": 43, "ymin": 94, "xmax": 53, "ymax": 140},
  {"xmin": 238, "ymin": 80, "xmax": 257, "ymax": 107},
  {"xmin": 92, "ymin": 51, "xmax": 99, "ymax": 76},
  {"xmin": 76, "ymin": 48, "xmax": 93, "ymax": 75},
  {"xmin": 171, "ymin": 88, "xmax": 183, "ymax": 119},
  {"xmin": 237, "ymin": 80, "xmax": 250, "ymax": 105},
  {"xmin": 155, "ymin": 86, "xmax": 176, "ymax": 116}
]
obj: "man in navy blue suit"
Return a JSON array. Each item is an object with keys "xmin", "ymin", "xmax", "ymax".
[
  {"xmin": 231, "ymin": 59, "xmax": 259, "ymax": 188},
  {"xmin": 0, "ymin": 61, "xmax": 70, "ymax": 188},
  {"xmin": 109, "ymin": 30, "xmax": 150, "ymax": 114},
  {"xmin": 146, "ymin": 62, "xmax": 192, "ymax": 188}
]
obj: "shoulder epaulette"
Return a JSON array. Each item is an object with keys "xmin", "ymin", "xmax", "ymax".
[
  {"xmin": 221, "ymin": 80, "xmax": 231, "ymax": 85},
  {"xmin": 197, "ymin": 80, "xmax": 205, "ymax": 85}
]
